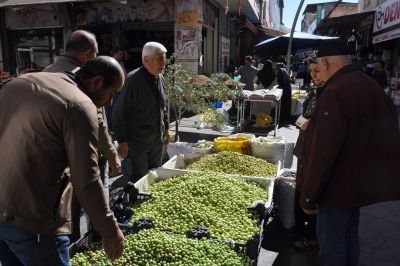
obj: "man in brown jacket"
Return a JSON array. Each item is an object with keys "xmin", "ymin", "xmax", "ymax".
[
  {"xmin": 0, "ymin": 57, "xmax": 125, "ymax": 265},
  {"xmin": 298, "ymin": 40, "xmax": 400, "ymax": 266},
  {"xmin": 44, "ymin": 30, "xmax": 121, "ymax": 242}
]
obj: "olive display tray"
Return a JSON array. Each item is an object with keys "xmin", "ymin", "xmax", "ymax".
[
  {"xmin": 162, "ymin": 154, "xmax": 281, "ymax": 180},
  {"xmin": 129, "ymin": 167, "xmax": 275, "ymax": 265}
]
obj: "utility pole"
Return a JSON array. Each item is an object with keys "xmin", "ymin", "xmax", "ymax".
[{"xmin": 286, "ymin": 0, "xmax": 305, "ymax": 74}]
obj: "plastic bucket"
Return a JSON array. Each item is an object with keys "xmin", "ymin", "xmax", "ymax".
[{"xmin": 213, "ymin": 100, "xmax": 223, "ymax": 108}]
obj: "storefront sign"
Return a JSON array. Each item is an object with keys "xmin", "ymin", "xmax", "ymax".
[
  {"xmin": 5, "ymin": 5, "xmax": 61, "ymax": 29},
  {"xmin": 221, "ymin": 36, "xmax": 230, "ymax": 73},
  {"xmin": 373, "ymin": 28, "xmax": 400, "ymax": 43},
  {"xmin": 175, "ymin": 10, "xmax": 199, "ymax": 27},
  {"xmin": 316, "ymin": 5, "xmax": 322, "ymax": 26},
  {"xmin": 75, "ymin": 0, "xmax": 175, "ymax": 25},
  {"xmin": 245, "ymin": 19, "xmax": 257, "ymax": 35},
  {"xmin": 373, "ymin": 0, "xmax": 400, "ymax": 33}
]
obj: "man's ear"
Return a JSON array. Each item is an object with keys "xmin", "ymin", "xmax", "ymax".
[
  {"xmin": 90, "ymin": 76, "xmax": 104, "ymax": 90},
  {"xmin": 320, "ymin": 58, "xmax": 329, "ymax": 71},
  {"xmin": 143, "ymin": 55, "xmax": 149, "ymax": 65},
  {"xmin": 84, "ymin": 50, "xmax": 92, "ymax": 60}
]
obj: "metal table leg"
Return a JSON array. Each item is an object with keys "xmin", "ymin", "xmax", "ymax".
[{"xmin": 236, "ymin": 99, "xmax": 240, "ymax": 132}]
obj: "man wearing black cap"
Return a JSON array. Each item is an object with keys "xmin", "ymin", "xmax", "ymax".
[{"xmin": 297, "ymin": 39, "xmax": 400, "ymax": 266}]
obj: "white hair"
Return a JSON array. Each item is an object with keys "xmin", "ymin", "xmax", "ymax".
[{"xmin": 142, "ymin": 42, "xmax": 167, "ymax": 64}]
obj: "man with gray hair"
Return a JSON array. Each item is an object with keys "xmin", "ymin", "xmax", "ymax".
[
  {"xmin": 297, "ymin": 39, "xmax": 400, "ymax": 266},
  {"xmin": 113, "ymin": 42, "xmax": 170, "ymax": 182}
]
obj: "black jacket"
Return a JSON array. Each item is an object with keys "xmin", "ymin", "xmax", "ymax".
[{"xmin": 113, "ymin": 66, "xmax": 169, "ymax": 142}]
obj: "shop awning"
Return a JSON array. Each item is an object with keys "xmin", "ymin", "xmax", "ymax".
[
  {"xmin": 261, "ymin": 26, "xmax": 286, "ymax": 37},
  {"xmin": 255, "ymin": 32, "xmax": 337, "ymax": 57},
  {"xmin": 0, "ymin": 0, "xmax": 126, "ymax": 7},
  {"xmin": 313, "ymin": 11, "xmax": 375, "ymax": 36}
]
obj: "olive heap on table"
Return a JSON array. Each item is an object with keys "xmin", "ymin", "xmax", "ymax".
[
  {"xmin": 70, "ymin": 229, "xmax": 252, "ymax": 266},
  {"xmin": 130, "ymin": 171, "xmax": 267, "ymax": 242},
  {"xmin": 185, "ymin": 151, "xmax": 277, "ymax": 178}
]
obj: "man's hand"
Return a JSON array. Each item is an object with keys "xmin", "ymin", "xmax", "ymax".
[
  {"xmin": 163, "ymin": 130, "xmax": 171, "ymax": 146},
  {"xmin": 117, "ymin": 142, "xmax": 129, "ymax": 158},
  {"xmin": 108, "ymin": 156, "xmax": 121, "ymax": 177},
  {"xmin": 102, "ymin": 229, "xmax": 124, "ymax": 262},
  {"xmin": 301, "ymin": 119, "xmax": 310, "ymax": 131},
  {"xmin": 302, "ymin": 208, "xmax": 318, "ymax": 215}
]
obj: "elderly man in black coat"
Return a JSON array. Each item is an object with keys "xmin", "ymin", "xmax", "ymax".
[{"xmin": 113, "ymin": 42, "xmax": 171, "ymax": 183}]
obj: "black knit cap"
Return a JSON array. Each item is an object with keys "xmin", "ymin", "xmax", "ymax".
[{"xmin": 316, "ymin": 39, "xmax": 350, "ymax": 58}]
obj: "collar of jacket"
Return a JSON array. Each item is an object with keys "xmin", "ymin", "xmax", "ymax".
[
  {"xmin": 323, "ymin": 64, "xmax": 358, "ymax": 88},
  {"xmin": 63, "ymin": 71, "xmax": 86, "ymax": 94},
  {"xmin": 141, "ymin": 65, "xmax": 159, "ymax": 81},
  {"xmin": 58, "ymin": 55, "xmax": 83, "ymax": 68}
]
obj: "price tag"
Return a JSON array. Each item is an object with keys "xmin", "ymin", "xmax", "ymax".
[
  {"xmin": 175, "ymin": 10, "xmax": 199, "ymax": 27},
  {"xmin": 295, "ymin": 78, "xmax": 304, "ymax": 86}
]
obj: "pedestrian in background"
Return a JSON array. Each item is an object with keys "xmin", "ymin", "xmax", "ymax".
[
  {"xmin": 298, "ymin": 39, "xmax": 400, "ymax": 266},
  {"xmin": 106, "ymin": 47, "xmax": 128, "ymax": 130},
  {"xmin": 234, "ymin": 55, "xmax": 258, "ymax": 91},
  {"xmin": 276, "ymin": 62, "xmax": 292, "ymax": 122},
  {"xmin": 252, "ymin": 60, "xmax": 277, "ymax": 116},
  {"xmin": 371, "ymin": 62, "xmax": 388, "ymax": 91}
]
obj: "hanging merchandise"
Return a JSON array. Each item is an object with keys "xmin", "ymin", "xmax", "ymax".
[{"xmin": 225, "ymin": 0, "xmax": 229, "ymax": 15}]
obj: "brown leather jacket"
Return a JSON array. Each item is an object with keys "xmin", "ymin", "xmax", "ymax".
[
  {"xmin": 298, "ymin": 64, "xmax": 400, "ymax": 210},
  {"xmin": 0, "ymin": 72, "xmax": 118, "ymax": 238}
]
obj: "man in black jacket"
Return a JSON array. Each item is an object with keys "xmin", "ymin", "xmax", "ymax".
[{"xmin": 113, "ymin": 42, "xmax": 170, "ymax": 182}]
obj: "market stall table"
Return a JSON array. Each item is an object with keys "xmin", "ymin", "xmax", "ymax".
[{"xmin": 236, "ymin": 94, "xmax": 282, "ymax": 136}]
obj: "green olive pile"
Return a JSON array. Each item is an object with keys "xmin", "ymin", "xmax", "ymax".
[
  {"xmin": 258, "ymin": 139, "xmax": 274, "ymax": 143},
  {"xmin": 70, "ymin": 229, "xmax": 251, "ymax": 266},
  {"xmin": 184, "ymin": 151, "xmax": 277, "ymax": 178},
  {"xmin": 188, "ymin": 143, "xmax": 210, "ymax": 149},
  {"xmin": 130, "ymin": 171, "xmax": 266, "ymax": 242}
]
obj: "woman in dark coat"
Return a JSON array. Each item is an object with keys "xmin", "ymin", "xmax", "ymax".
[
  {"xmin": 293, "ymin": 56, "xmax": 325, "ymax": 250},
  {"xmin": 276, "ymin": 63, "xmax": 292, "ymax": 122},
  {"xmin": 252, "ymin": 60, "xmax": 277, "ymax": 116},
  {"xmin": 256, "ymin": 60, "xmax": 276, "ymax": 88}
]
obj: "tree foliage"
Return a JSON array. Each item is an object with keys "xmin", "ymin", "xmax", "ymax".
[{"xmin": 163, "ymin": 55, "xmax": 244, "ymax": 139}]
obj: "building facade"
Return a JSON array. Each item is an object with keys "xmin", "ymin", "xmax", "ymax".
[{"xmin": 301, "ymin": 2, "xmax": 358, "ymax": 33}]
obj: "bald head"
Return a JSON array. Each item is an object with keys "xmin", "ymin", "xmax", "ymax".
[
  {"xmin": 316, "ymin": 39, "xmax": 352, "ymax": 82},
  {"xmin": 76, "ymin": 56, "xmax": 125, "ymax": 107},
  {"xmin": 65, "ymin": 30, "xmax": 98, "ymax": 65},
  {"xmin": 317, "ymin": 55, "xmax": 351, "ymax": 82}
]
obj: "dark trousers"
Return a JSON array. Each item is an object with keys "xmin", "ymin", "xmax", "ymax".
[
  {"xmin": 69, "ymin": 157, "xmax": 108, "ymax": 244},
  {"xmin": 0, "ymin": 221, "xmax": 70, "ymax": 266},
  {"xmin": 316, "ymin": 204, "xmax": 360, "ymax": 266},
  {"xmin": 126, "ymin": 136, "xmax": 163, "ymax": 183},
  {"xmin": 295, "ymin": 159, "xmax": 317, "ymax": 241}
]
